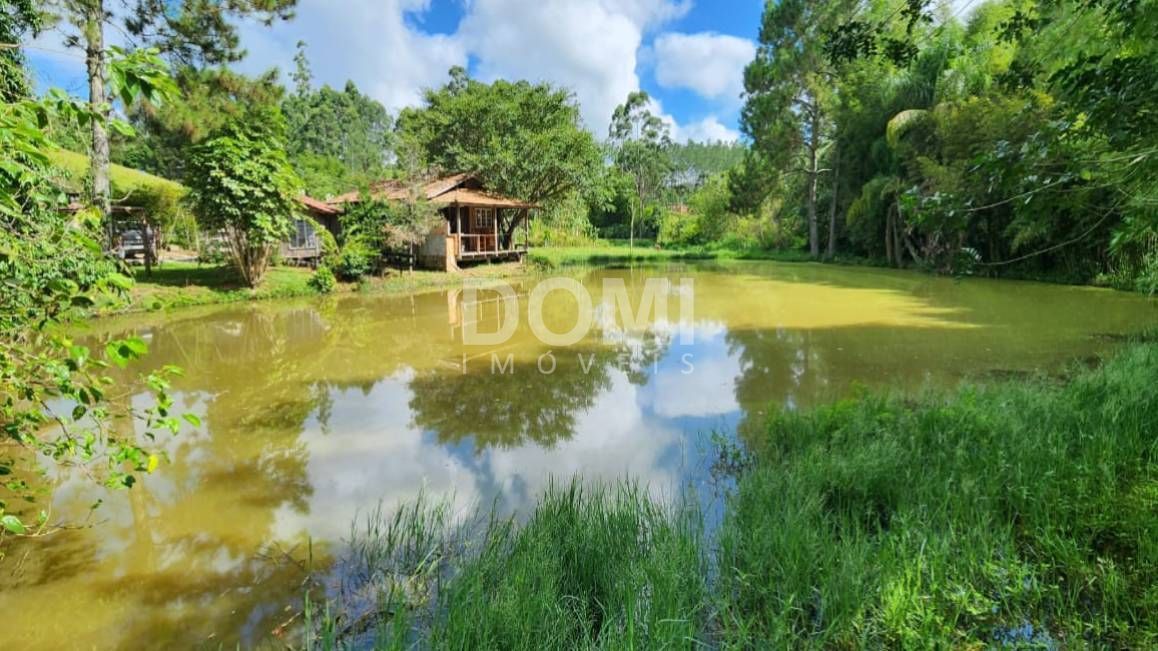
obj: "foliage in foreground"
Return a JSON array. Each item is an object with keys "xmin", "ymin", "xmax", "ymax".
[
  {"xmin": 302, "ymin": 342, "xmax": 1158, "ymax": 649},
  {"xmin": 304, "ymin": 483, "xmax": 707, "ymax": 650},
  {"xmin": 719, "ymin": 343, "xmax": 1158, "ymax": 648},
  {"xmin": 1, "ymin": 51, "xmax": 185, "ymax": 542}
]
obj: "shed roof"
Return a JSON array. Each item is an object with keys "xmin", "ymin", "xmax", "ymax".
[
  {"xmin": 327, "ymin": 173, "xmax": 536, "ymax": 209},
  {"xmin": 298, "ymin": 194, "xmax": 340, "ymax": 215},
  {"xmin": 439, "ymin": 188, "xmax": 536, "ymax": 209}
]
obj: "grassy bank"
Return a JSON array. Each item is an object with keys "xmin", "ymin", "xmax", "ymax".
[
  {"xmin": 718, "ymin": 342, "xmax": 1157, "ymax": 648},
  {"xmin": 526, "ymin": 241, "xmax": 881, "ymax": 270},
  {"xmin": 527, "ymin": 242, "xmax": 717, "ymax": 267},
  {"xmin": 298, "ymin": 341, "xmax": 1158, "ymax": 649},
  {"xmin": 99, "ymin": 261, "xmax": 528, "ymax": 315}
]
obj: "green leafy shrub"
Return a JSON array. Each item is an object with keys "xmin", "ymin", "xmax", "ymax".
[
  {"xmin": 308, "ymin": 265, "xmax": 336, "ymax": 294},
  {"xmin": 335, "ymin": 239, "xmax": 375, "ymax": 281},
  {"xmin": 185, "ymin": 106, "xmax": 302, "ymax": 287},
  {"xmin": 715, "ymin": 229, "xmax": 760, "ymax": 252},
  {"xmin": 658, "ymin": 208, "xmax": 702, "ymax": 247},
  {"xmin": 312, "ymin": 220, "xmax": 340, "ymax": 266},
  {"xmin": 529, "ymin": 192, "xmax": 597, "ymax": 246},
  {"xmin": 2, "ymin": 52, "xmax": 187, "ymax": 540},
  {"xmin": 1138, "ymin": 250, "xmax": 1158, "ymax": 294}
]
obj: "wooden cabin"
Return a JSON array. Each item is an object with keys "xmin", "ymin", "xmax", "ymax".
[
  {"xmin": 321, "ymin": 174, "xmax": 537, "ymax": 271},
  {"xmin": 282, "ymin": 195, "xmax": 341, "ymax": 265}
]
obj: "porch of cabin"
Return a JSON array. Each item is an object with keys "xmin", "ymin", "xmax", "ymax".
[{"xmin": 444, "ymin": 204, "xmax": 532, "ymax": 262}]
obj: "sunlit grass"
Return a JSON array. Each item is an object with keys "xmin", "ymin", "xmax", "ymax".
[
  {"xmin": 528, "ymin": 241, "xmax": 717, "ymax": 268},
  {"xmin": 98, "ymin": 261, "xmax": 529, "ymax": 314},
  {"xmin": 718, "ymin": 341, "xmax": 1158, "ymax": 648},
  {"xmin": 527, "ymin": 240, "xmax": 878, "ymax": 269},
  {"xmin": 47, "ymin": 149, "xmax": 186, "ymax": 198}
]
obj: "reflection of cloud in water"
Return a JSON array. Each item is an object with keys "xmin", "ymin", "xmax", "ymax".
[
  {"xmin": 275, "ymin": 366, "xmax": 690, "ymax": 540},
  {"xmin": 482, "ymin": 370, "xmax": 685, "ymax": 513},
  {"xmin": 37, "ymin": 391, "xmax": 215, "ymax": 554},
  {"xmin": 15, "ymin": 262, "xmax": 1157, "ymax": 650},
  {"xmin": 647, "ymin": 324, "xmax": 740, "ymax": 419},
  {"xmin": 271, "ymin": 369, "xmax": 483, "ymax": 541}
]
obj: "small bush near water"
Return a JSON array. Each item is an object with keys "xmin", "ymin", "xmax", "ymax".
[
  {"xmin": 309, "ymin": 266, "xmax": 337, "ymax": 294},
  {"xmin": 301, "ymin": 343, "xmax": 1158, "ymax": 649}
]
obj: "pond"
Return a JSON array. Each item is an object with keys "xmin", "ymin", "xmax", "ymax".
[{"xmin": 2, "ymin": 261, "xmax": 1154, "ymax": 649}]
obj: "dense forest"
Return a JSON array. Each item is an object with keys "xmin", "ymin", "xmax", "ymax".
[{"xmin": 734, "ymin": 0, "xmax": 1157, "ymax": 290}]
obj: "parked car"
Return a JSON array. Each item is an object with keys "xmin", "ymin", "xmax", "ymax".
[{"xmin": 117, "ymin": 229, "xmax": 146, "ymax": 260}]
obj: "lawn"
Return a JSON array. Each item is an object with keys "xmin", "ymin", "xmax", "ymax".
[
  {"xmin": 105, "ymin": 260, "xmax": 529, "ymax": 314},
  {"xmin": 122, "ymin": 262, "xmax": 315, "ymax": 311},
  {"xmin": 527, "ymin": 241, "xmax": 719, "ymax": 267},
  {"xmin": 526, "ymin": 241, "xmax": 857, "ymax": 268}
]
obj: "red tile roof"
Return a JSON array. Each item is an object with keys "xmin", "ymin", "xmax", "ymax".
[{"xmin": 298, "ymin": 194, "xmax": 340, "ymax": 215}]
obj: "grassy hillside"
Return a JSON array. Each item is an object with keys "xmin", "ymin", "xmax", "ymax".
[{"xmin": 47, "ymin": 149, "xmax": 186, "ymax": 203}]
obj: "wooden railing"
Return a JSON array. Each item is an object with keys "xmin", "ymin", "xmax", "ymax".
[
  {"xmin": 458, "ymin": 233, "xmax": 497, "ymax": 254},
  {"xmin": 456, "ymin": 233, "xmax": 527, "ymax": 258}
]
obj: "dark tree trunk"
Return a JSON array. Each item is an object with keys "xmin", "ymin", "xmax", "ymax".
[
  {"xmin": 84, "ymin": 1, "xmax": 111, "ymax": 238},
  {"xmin": 885, "ymin": 209, "xmax": 895, "ymax": 266},
  {"xmin": 806, "ymin": 111, "xmax": 821, "ymax": 259},
  {"xmin": 501, "ymin": 209, "xmax": 527, "ymax": 249},
  {"xmin": 826, "ymin": 154, "xmax": 840, "ymax": 260}
]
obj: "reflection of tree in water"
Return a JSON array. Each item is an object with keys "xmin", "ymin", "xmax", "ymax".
[
  {"xmin": 409, "ymin": 324, "xmax": 674, "ymax": 449},
  {"xmin": 42, "ymin": 281, "xmax": 688, "ymax": 643},
  {"xmin": 609, "ymin": 329, "xmax": 672, "ymax": 386},
  {"xmin": 47, "ymin": 304, "xmax": 339, "ymax": 647},
  {"xmin": 408, "ymin": 347, "xmax": 614, "ymax": 448},
  {"xmin": 154, "ymin": 306, "xmax": 326, "ymax": 514},
  {"xmin": 725, "ymin": 328, "xmax": 834, "ymax": 441},
  {"xmin": 728, "ymin": 329, "xmax": 821, "ymax": 406},
  {"xmin": 726, "ymin": 323, "xmax": 987, "ymax": 440}
]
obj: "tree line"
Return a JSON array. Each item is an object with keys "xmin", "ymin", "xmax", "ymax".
[{"xmin": 734, "ymin": 0, "xmax": 1157, "ymax": 289}]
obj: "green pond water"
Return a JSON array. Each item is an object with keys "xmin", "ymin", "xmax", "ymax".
[{"xmin": 2, "ymin": 261, "xmax": 1154, "ymax": 649}]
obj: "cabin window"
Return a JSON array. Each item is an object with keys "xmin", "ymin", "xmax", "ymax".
[
  {"xmin": 289, "ymin": 219, "xmax": 318, "ymax": 249},
  {"xmin": 474, "ymin": 208, "xmax": 494, "ymax": 231}
]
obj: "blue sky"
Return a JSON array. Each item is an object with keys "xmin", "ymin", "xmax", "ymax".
[{"xmin": 29, "ymin": 1, "xmax": 767, "ymax": 142}]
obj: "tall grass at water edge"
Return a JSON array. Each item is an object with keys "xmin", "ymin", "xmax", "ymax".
[{"xmin": 301, "ymin": 342, "xmax": 1158, "ymax": 649}]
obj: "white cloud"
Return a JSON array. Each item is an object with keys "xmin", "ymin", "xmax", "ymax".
[
  {"xmin": 675, "ymin": 115, "xmax": 741, "ymax": 143},
  {"xmin": 646, "ymin": 96, "xmax": 741, "ymax": 144},
  {"xmin": 652, "ymin": 31, "xmax": 755, "ymax": 103},
  {"xmin": 233, "ymin": 0, "xmax": 695, "ymax": 133},
  {"xmin": 236, "ymin": 0, "xmax": 467, "ymax": 114},
  {"xmin": 458, "ymin": 0, "xmax": 689, "ymax": 132}
]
